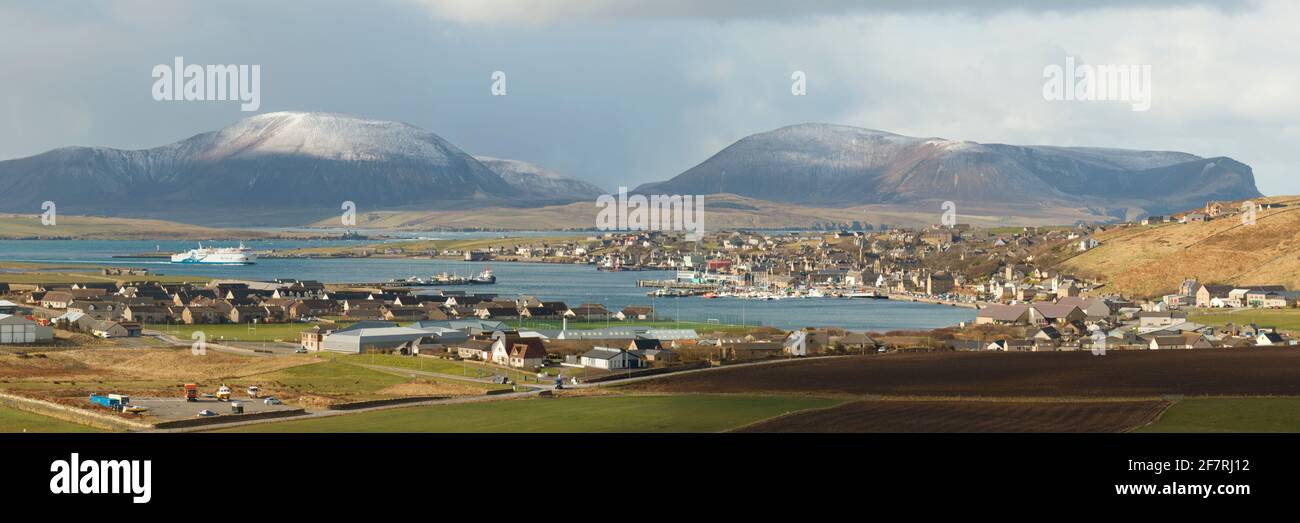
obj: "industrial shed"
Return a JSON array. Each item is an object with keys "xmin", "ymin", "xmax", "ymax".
[
  {"xmin": 320, "ymin": 326, "xmax": 438, "ymax": 354},
  {"xmin": 0, "ymin": 314, "xmax": 54, "ymax": 344}
]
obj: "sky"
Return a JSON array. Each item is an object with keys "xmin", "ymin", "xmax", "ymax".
[{"xmin": 2, "ymin": 0, "xmax": 1297, "ymax": 194}]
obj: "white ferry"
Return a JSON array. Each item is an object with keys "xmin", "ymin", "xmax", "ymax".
[{"xmin": 170, "ymin": 243, "xmax": 258, "ymax": 265}]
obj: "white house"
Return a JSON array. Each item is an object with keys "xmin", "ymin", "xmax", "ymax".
[
  {"xmin": 579, "ymin": 347, "xmax": 644, "ymax": 370},
  {"xmin": 1256, "ymin": 332, "xmax": 1287, "ymax": 346}
]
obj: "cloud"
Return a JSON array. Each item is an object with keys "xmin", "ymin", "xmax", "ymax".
[
  {"xmin": 405, "ymin": 0, "xmax": 1252, "ymax": 24},
  {"xmin": 1, "ymin": 0, "xmax": 1297, "ymax": 197}
]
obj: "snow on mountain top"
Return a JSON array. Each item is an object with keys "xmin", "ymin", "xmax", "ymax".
[{"xmin": 200, "ymin": 111, "xmax": 460, "ymax": 163}]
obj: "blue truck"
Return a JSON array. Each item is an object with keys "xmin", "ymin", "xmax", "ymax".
[{"xmin": 89, "ymin": 394, "xmax": 129, "ymax": 412}]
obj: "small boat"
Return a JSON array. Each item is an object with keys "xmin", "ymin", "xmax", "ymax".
[
  {"xmin": 469, "ymin": 268, "xmax": 496, "ymax": 285},
  {"xmin": 432, "ymin": 272, "xmax": 469, "ymax": 285}
]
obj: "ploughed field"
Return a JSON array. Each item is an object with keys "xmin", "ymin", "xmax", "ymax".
[
  {"xmin": 739, "ymin": 400, "xmax": 1169, "ymax": 433},
  {"xmin": 625, "ymin": 349, "xmax": 1300, "ymax": 397}
]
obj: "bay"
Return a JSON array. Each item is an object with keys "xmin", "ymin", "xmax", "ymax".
[{"xmin": 0, "ymin": 239, "xmax": 975, "ymax": 332}]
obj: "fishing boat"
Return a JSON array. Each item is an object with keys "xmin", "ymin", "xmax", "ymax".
[
  {"xmin": 469, "ymin": 268, "xmax": 496, "ymax": 285},
  {"xmin": 432, "ymin": 272, "xmax": 469, "ymax": 285}
]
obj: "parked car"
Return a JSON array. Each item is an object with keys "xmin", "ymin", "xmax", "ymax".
[
  {"xmin": 122, "ymin": 405, "xmax": 149, "ymax": 414},
  {"xmin": 263, "ymin": 397, "xmax": 282, "ymax": 405},
  {"xmin": 294, "ymin": 348, "xmax": 308, "ymax": 354}
]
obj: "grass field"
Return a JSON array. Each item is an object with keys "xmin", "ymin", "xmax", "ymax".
[
  {"xmin": 336, "ymin": 353, "xmax": 536, "ymax": 382},
  {"xmin": 1137, "ymin": 398, "xmax": 1300, "ymax": 432},
  {"xmin": 216, "ymin": 394, "xmax": 840, "ymax": 432},
  {"xmin": 250, "ymin": 360, "xmax": 410, "ymax": 398},
  {"xmin": 146, "ymin": 322, "xmax": 313, "ymax": 342},
  {"xmin": 1188, "ymin": 309, "xmax": 1300, "ymax": 334},
  {"xmin": 0, "ymin": 404, "xmax": 102, "ymax": 433}
]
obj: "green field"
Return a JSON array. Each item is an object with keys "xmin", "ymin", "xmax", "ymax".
[
  {"xmin": 337, "ymin": 353, "xmax": 535, "ymax": 381},
  {"xmin": 0, "ymin": 404, "xmax": 102, "ymax": 433},
  {"xmin": 1137, "ymin": 398, "xmax": 1300, "ymax": 433},
  {"xmin": 147, "ymin": 322, "xmax": 314, "ymax": 342},
  {"xmin": 216, "ymin": 394, "xmax": 840, "ymax": 433},
  {"xmin": 251, "ymin": 360, "xmax": 410, "ymax": 397},
  {"xmin": 1188, "ymin": 309, "xmax": 1300, "ymax": 334}
]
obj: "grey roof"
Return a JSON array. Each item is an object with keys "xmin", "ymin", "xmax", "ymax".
[
  {"xmin": 415, "ymin": 319, "xmax": 507, "ymax": 331},
  {"xmin": 335, "ymin": 321, "xmax": 399, "ymax": 332}
]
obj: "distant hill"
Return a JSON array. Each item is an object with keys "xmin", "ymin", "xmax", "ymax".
[
  {"xmin": 635, "ymin": 123, "xmax": 1262, "ymax": 220},
  {"xmin": 1056, "ymin": 196, "xmax": 1300, "ymax": 297},
  {"xmin": 0, "ymin": 213, "xmax": 300, "ymax": 240},
  {"xmin": 474, "ymin": 156, "xmax": 606, "ymax": 200},
  {"xmin": 306, "ymin": 193, "xmax": 1110, "ymax": 231},
  {"xmin": 0, "ymin": 116, "xmax": 1263, "ymax": 229},
  {"xmin": 0, "ymin": 112, "xmax": 524, "ymax": 219}
]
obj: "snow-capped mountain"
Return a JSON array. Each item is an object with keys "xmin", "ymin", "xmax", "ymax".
[
  {"xmin": 635, "ymin": 123, "xmax": 1260, "ymax": 217},
  {"xmin": 474, "ymin": 156, "xmax": 606, "ymax": 200},
  {"xmin": 0, "ymin": 112, "xmax": 523, "ymax": 216}
]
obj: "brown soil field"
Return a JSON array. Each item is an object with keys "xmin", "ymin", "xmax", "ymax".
[
  {"xmin": 738, "ymin": 400, "xmax": 1169, "ymax": 433},
  {"xmin": 625, "ymin": 349, "xmax": 1300, "ymax": 397}
]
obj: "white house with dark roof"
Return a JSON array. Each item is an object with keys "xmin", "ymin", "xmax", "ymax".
[{"xmin": 578, "ymin": 346, "xmax": 644, "ymax": 370}]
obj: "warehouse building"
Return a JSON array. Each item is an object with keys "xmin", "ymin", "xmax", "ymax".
[
  {"xmin": 0, "ymin": 314, "xmax": 54, "ymax": 344},
  {"xmin": 320, "ymin": 326, "xmax": 436, "ymax": 354}
]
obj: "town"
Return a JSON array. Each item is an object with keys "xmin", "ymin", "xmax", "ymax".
[{"xmin": 2, "ymin": 197, "xmax": 1298, "ymax": 432}]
